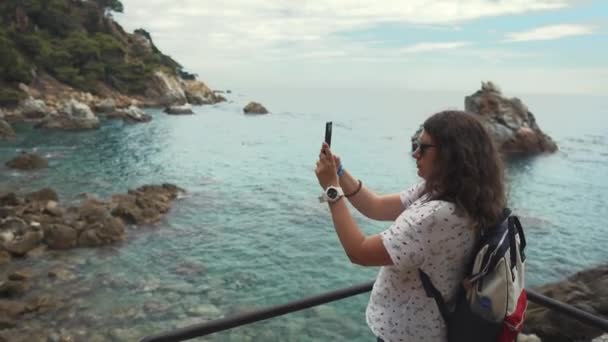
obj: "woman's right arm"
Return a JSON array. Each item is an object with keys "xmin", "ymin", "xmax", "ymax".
[{"xmin": 338, "ymin": 169, "xmax": 405, "ymax": 221}]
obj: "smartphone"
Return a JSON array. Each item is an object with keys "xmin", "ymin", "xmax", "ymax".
[{"xmin": 325, "ymin": 121, "xmax": 332, "ymax": 147}]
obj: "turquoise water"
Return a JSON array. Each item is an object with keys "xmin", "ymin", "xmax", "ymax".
[{"xmin": 1, "ymin": 88, "xmax": 607, "ymax": 341}]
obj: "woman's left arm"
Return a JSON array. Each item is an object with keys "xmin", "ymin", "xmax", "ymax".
[{"xmin": 328, "ymin": 198, "xmax": 393, "ymax": 266}]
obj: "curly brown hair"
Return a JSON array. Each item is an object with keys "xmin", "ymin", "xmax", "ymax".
[{"xmin": 422, "ymin": 110, "xmax": 506, "ymax": 232}]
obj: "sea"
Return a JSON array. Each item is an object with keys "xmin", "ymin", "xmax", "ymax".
[{"xmin": 1, "ymin": 88, "xmax": 607, "ymax": 341}]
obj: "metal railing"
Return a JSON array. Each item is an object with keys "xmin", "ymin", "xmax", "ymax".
[{"xmin": 140, "ymin": 282, "xmax": 608, "ymax": 342}]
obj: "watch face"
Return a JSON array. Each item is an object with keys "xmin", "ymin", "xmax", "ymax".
[{"xmin": 327, "ymin": 188, "xmax": 338, "ymax": 199}]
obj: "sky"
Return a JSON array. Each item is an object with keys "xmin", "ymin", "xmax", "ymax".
[{"xmin": 114, "ymin": 0, "xmax": 608, "ymax": 95}]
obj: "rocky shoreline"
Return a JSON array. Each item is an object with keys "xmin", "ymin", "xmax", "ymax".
[{"xmin": 0, "ymin": 184, "xmax": 184, "ymax": 340}]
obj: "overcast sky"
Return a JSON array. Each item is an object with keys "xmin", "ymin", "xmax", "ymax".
[{"xmin": 114, "ymin": 0, "xmax": 607, "ymax": 95}]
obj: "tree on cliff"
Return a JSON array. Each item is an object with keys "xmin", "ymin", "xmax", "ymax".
[{"xmin": 0, "ymin": 0, "xmax": 184, "ymax": 106}]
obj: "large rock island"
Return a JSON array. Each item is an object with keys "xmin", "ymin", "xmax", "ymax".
[{"xmin": 0, "ymin": 0, "xmax": 224, "ymax": 134}]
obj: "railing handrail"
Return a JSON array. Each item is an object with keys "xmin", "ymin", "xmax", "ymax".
[{"xmin": 140, "ymin": 282, "xmax": 608, "ymax": 342}]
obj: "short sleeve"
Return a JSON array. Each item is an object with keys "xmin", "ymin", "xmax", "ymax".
[
  {"xmin": 399, "ymin": 181, "xmax": 426, "ymax": 208},
  {"xmin": 380, "ymin": 201, "xmax": 448, "ymax": 270}
]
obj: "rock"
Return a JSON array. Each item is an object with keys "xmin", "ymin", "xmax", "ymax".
[
  {"xmin": 0, "ymin": 299, "xmax": 26, "ymax": 318},
  {"xmin": 78, "ymin": 217, "xmax": 125, "ymax": 247},
  {"xmin": 47, "ymin": 267, "xmax": 76, "ymax": 281},
  {"xmin": 0, "ymin": 251, "xmax": 11, "ymax": 265},
  {"xmin": 78, "ymin": 199, "xmax": 109, "ymax": 223},
  {"xmin": 0, "ymin": 192, "xmax": 20, "ymax": 206},
  {"xmin": 0, "ymin": 280, "xmax": 28, "ymax": 298},
  {"xmin": 43, "ymin": 224, "xmax": 78, "ymax": 249},
  {"xmin": 187, "ymin": 304, "xmax": 221, "ymax": 318},
  {"xmin": 94, "ymin": 98, "xmax": 116, "ymax": 113},
  {"xmin": 0, "ymin": 314, "xmax": 16, "ymax": 329},
  {"xmin": 110, "ymin": 184, "xmax": 183, "ymax": 224},
  {"xmin": 44, "ymin": 201, "xmax": 63, "ymax": 217},
  {"xmin": 8, "ymin": 269, "xmax": 33, "ymax": 281},
  {"xmin": 0, "ymin": 119, "xmax": 16, "ymax": 140},
  {"xmin": 25, "ymin": 188, "xmax": 58, "ymax": 202},
  {"xmin": 5, "ymin": 153, "xmax": 48, "ymax": 170},
  {"xmin": 107, "ymin": 105, "xmax": 151, "ymax": 123},
  {"xmin": 464, "ymin": 81, "xmax": 557, "ymax": 154},
  {"xmin": 3, "ymin": 229, "xmax": 43, "ymax": 256},
  {"xmin": 164, "ymin": 104, "xmax": 194, "ymax": 115},
  {"xmin": 243, "ymin": 101, "xmax": 269, "ymax": 114},
  {"xmin": 36, "ymin": 99, "xmax": 100, "ymax": 130},
  {"xmin": 20, "ymin": 98, "xmax": 47, "ymax": 119},
  {"xmin": 145, "ymin": 71, "xmax": 187, "ymax": 106},
  {"xmin": 0, "ymin": 216, "xmax": 28, "ymax": 231},
  {"xmin": 524, "ymin": 264, "xmax": 608, "ymax": 341},
  {"xmin": 183, "ymin": 80, "xmax": 224, "ymax": 105}
]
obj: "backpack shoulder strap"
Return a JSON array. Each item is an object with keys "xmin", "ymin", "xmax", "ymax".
[{"xmin": 418, "ymin": 269, "xmax": 450, "ymax": 322}]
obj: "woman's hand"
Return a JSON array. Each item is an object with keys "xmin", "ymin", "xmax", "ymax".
[{"xmin": 315, "ymin": 142, "xmax": 339, "ymax": 189}]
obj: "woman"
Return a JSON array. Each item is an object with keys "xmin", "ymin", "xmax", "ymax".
[{"xmin": 315, "ymin": 110, "xmax": 506, "ymax": 342}]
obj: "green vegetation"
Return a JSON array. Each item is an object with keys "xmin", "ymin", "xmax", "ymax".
[{"xmin": 0, "ymin": 0, "xmax": 183, "ymax": 106}]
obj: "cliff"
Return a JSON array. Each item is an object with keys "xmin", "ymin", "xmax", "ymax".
[{"xmin": 0, "ymin": 0, "xmax": 223, "ymax": 131}]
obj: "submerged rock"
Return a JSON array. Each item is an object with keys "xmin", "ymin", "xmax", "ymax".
[
  {"xmin": 243, "ymin": 101, "xmax": 269, "ymax": 114},
  {"xmin": 5, "ymin": 153, "xmax": 48, "ymax": 170},
  {"xmin": 0, "ymin": 183, "xmax": 183, "ymax": 260}
]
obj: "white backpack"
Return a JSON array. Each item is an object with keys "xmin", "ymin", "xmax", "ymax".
[{"xmin": 419, "ymin": 208, "xmax": 528, "ymax": 342}]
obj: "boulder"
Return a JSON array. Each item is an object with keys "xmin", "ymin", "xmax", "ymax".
[
  {"xmin": 110, "ymin": 183, "xmax": 184, "ymax": 224},
  {"xmin": 0, "ymin": 119, "xmax": 16, "ymax": 140},
  {"xmin": 25, "ymin": 188, "xmax": 58, "ymax": 202},
  {"xmin": 43, "ymin": 224, "xmax": 78, "ymax": 249},
  {"xmin": 5, "ymin": 153, "xmax": 48, "ymax": 170},
  {"xmin": 94, "ymin": 98, "xmax": 116, "ymax": 113},
  {"xmin": 164, "ymin": 104, "xmax": 194, "ymax": 115},
  {"xmin": 145, "ymin": 71, "xmax": 187, "ymax": 106},
  {"xmin": 182, "ymin": 80, "xmax": 224, "ymax": 105},
  {"xmin": 3, "ymin": 229, "xmax": 43, "ymax": 256},
  {"xmin": 107, "ymin": 105, "xmax": 152, "ymax": 123},
  {"xmin": 243, "ymin": 101, "xmax": 269, "ymax": 114},
  {"xmin": 19, "ymin": 98, "xmax": 47, "ymax": 119},
  {"xmin": 525, "ymin": 264, "xmax": 608, "ymax": 341},
  {"xmin": 35, "ymin": 99, "xmax": 100, "ymax": 130},
  {"xmin": 464, "ymin": 81, "xmax": 557, "ymax": 154},
  {"xmin": 78, "ymin": 217, "xmax": 125, "ymax": 247},
  {"xmin": 0, "ymin": 193, "xmax": 20, "ymax": 207}
]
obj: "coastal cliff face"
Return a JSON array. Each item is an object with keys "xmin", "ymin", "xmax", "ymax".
[{"xmin": 0, "ymin": 0, "xmax": 223, "ymax": 132}]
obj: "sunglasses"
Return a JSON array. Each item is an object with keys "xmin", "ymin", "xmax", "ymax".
[{"xmin": 412, "ymin": 140, "xmax": 438, "ymax": 155}]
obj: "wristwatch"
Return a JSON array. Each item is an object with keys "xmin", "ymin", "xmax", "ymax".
[{"xmin": 319, "ymin": 185, "xmax": 344, "ymax": 203}]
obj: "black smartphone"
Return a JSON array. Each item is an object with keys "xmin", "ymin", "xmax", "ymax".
[{"xmin": 325, "ymin": 121, "xmax": 332, "ymax": 147}]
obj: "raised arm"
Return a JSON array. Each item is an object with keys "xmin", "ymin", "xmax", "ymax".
[{"xmin": 338, "ymin": 169, "xmax": 405, "ymax": 221}]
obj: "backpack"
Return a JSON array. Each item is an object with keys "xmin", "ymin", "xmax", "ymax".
[{"xmin": 418, "ymin": 208, "xmax": 527, "ymax": 342}]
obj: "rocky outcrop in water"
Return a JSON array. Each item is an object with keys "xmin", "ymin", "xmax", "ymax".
[
  {"xmin": 106, "ymin": 105, "xmax": 152, "ymax": 123},
  {"xmin": 243, "ymin": 101, "xmax": 269, "ymax": 114},
  {"xmin": 165, "ymin": 104, "xmax": 194, "ymax": 115},
  {"xmin": 34, "ymin": 99, "xmax": 100, "ymax": 131},
  {"xmin": 524, "ymin": 264, "xmax": 608, "ymax": 341},
  {"xmin": 0, "ymin": 184, "xmax": 183, "ymax": 257},
  {"xmin": 5, "ymin": 153, "xmax": 48, "ymax": 170},
  {"xmin": 465, "ymin": 82, "xmax": 558, "ymax": 154}
]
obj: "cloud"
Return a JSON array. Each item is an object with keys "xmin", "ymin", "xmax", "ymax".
[
  {"xmin": 398, "ymin": 42, "xmax": 472, "ymax": 54},
  {"xmin": 504, "ymin": 24, "xmax": 596, "ymax": 42}
]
